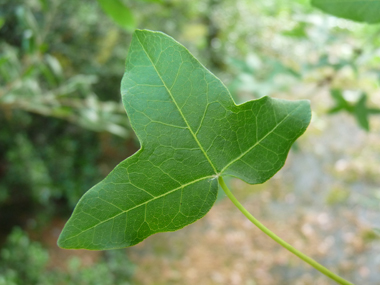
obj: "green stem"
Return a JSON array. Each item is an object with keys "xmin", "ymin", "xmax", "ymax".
[{"xmin": 218, "ymin": 177, "xmax": 353, "ymax": 285}]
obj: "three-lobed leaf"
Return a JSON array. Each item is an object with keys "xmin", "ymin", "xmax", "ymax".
[
  {"xmin": 311, "ymin": 0, "xmax": 380, "ymax": 23},
  {"xmin": 58, "ymin": 30, "xmax": 311, "ymax": 250}
]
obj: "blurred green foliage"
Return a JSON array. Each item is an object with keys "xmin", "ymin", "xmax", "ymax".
[
  {"xmin": 97, "ymin": 0, "xmax": 135, "ymax": 31},
  {"xmin": 0, "ymin": 228, "xmax": 134, "ymax": 285},
  {"xmin": 329, "ymin": 89, "xmax": 380, "ymax": 131},
  {"xmin": 0, "ymin": 0, "xmax": 138, "ymax": 277},
  {"xmin": 325, "ymin": 186, "xmax": 350, "ymax": 205},
  {"xmin": 311, "ymin": 0, "xmax": 380, "ymax": 24},
  {"xmin": 0, "ymin": 0, "xmax": 131, "ymax": 137},
  {"xmin": 0, "ymin": 112, "xmax": 101, "ymax": 208}
]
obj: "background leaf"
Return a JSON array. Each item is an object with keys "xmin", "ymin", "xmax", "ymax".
[
  {"xmin": 58, "ymin": 30, "xmax": 311, "ymax": 250},
  {"xmin": 97, "ymin": 0, "xmax": 135, "ymax": 31},
  {"xmin": 354, "ymin": 93, "xmax": 369, "ymax": 131},
  {"xmin": 328, "ymin": 90, "xmax": 379, "ymax": 131},
  {"xmin": 311, "ymin": 0, "xmax": 380, "ymax": 23}
]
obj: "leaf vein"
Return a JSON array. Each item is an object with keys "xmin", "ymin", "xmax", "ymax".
[
  {"xmin": 220, "ymin": 104, "xmax": 302, "ymax": 174},
  {"xmin": 134, "ymin": 33, "xmax": 218, "ymax": 174},
  {"xmin": 60, "ymin": 175, "xmax": 214, "ymax": 242}
]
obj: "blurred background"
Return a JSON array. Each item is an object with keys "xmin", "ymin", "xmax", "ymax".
[{"xmin": 0, "ymin": 0, "xmax": 380, "ymax": 284}]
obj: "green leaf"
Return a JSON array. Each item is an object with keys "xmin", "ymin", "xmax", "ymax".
[
  {"xmin": 97, "ymin": 0, "xmax": 135, "ymax": 31},
  {"xmin": 0, "ymin": 17, "xmax": 5, "ymax": 30},
  {"xmin": 282, "ymin": 22, "xmax": 308, "ymax": 38},
  {"xmin": 58, "ymin": 30, "xmax": 311, "ymax": 250},
  {"xmin": 311, "ymin": 0, "xmax": 380, "ymax": 23},
  {"xmin": 354, "ymin": 93, "xmax": 369, "ymax": 131},
  {"xmin": 137, "ymin": 0, "xmax": 162, "ymax": 2},
  {"xmin": 328, "ymin": 90, "xmax": 378, "ymax": 131},
  {"xmin": 328, "ymin": 89, "xmax": 352, "ymax": 113},
  {"xmin": 368, "ymin": 108, "xmax": 380, "ymax": 114}
]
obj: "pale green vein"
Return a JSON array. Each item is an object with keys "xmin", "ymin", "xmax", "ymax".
[
  {"xmin": 135, "ymin": 84, "xmax": 164, "ymax": 87},
  {"xmin": 97, "ymin": 197, "xmax": 124, "ymax": 211},
  {"xmin": 220, "ymin": 104, "xmax": 302, "ymax": 174},
  {"xmin": 148, "ymin": 120, "xmax": 188, "ymax": 129},
  {"xmin": 195, "ymin": 103, "xmax": 210, "ymax": 135},
  {"xmin": 128, "ymin": 181, "xmax": 155, "ymax": 197},
  {"xmin": 259, "ymin": 143, "xmax": 280, "ymax": 155},
  {"xmin": 169, "ymin": 62, "xmax": 184, "ymax": 91},
  {"xmin": 127, "ymin": 106, "xmax": 187, "ymax": 129}
]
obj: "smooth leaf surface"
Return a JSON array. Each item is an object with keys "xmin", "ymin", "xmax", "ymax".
[
  {"xmin": 97, "ymin": 0, "xmax": 135, "ymax": 31},
  {"xmin": 58, "ymin": 30, "xmax": 311, "ymax": 250},
  {"xmin": 311, "ymin": 0, "xmax": 380, "ymax": 23}
]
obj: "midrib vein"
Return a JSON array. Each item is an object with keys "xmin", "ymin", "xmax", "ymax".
[
  {"xmin": 64, "ymin": 175, "xmax": 214, "ymax": 241},
  {"xmin": 135, "ymin": 34, "xmax": 218, "ymax": 174},
  {"xmin": 135, "ymin": 33, "xmax": 303, "ymax": 177}
]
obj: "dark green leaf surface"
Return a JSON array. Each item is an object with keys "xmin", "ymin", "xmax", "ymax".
[
  {"xmin": 58, "ymin": 30, "xmax": 311, "ymax": 250},
  {"xmin": 311, "ymin": 0, "xmax": 380, "ymax": 23},
  {"xmin": 97, "ymin": 0, "xmax": 135, "ymax": 31}
]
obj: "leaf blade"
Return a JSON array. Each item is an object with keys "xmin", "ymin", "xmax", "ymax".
[
  {"xmin": 132, "ymin": 31, "xmax": 218, "ymax": 173},
  {"xmin": 97, "ymin": 0, "xmax": 135, "ymax": 31},
  {"xmin": 311, "ymin": 0, "xmax": 380, "ymax": 23},
  {"xmin": 58, "ymin": 30, "xmax": 311, "ymax": 250}
]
